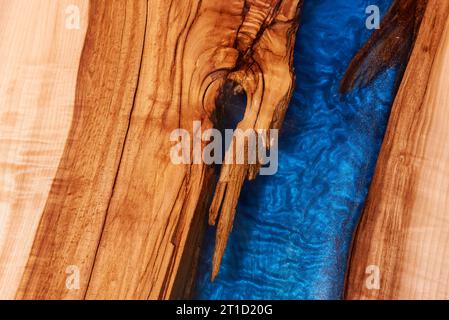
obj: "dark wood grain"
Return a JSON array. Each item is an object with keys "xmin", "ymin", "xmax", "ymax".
[{"xmin": 0, "ymin": 0, "xmax": 301, "ymax": 299}]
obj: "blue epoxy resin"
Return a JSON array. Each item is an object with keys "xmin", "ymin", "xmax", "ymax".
[{"xmin": 196, "ymin": 0, "xmax": 396, "ymax": 300}]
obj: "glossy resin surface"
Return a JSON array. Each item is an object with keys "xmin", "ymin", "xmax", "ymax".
[{"xmin": 196, "ymin": 0, "xmax": 397, "ymax": 300}]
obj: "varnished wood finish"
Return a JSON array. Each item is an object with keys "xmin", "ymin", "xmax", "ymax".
[
  {"xmin": 0, "ymin": 0, "xmax": 89, "ymax": 299},
  {"xmin": 208, "ymin": 0, "xmax": 301, "ymax": 281},
  {"xmin": 17, "ymin": 0, "xmax": 148, "ymax": 300},
  {"xmin": 0, "ymin": 0, "xmax": 301, "ymax": 299},
  {"xmin": 346, "ymin": 0, "xmax": 449, "ymax": 299}
]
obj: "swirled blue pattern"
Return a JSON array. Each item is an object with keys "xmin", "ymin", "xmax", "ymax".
[{"xmin": 195, "ymin": 0, "xmax": 396, "ymax": 300}]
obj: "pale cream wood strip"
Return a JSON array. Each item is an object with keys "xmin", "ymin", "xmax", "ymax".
[
  {"xmin": 0, "ymin": 0, "xmax": 89, "ymax": 299},
  {"xmin": 398, "ymin": 16, "xmax": 449, "ymax": 299}
]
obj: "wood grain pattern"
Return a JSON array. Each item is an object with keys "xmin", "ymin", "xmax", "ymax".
[
  {"xmin": 346, "ymin": 0, "xmax": 449, "ymax": 299},
  {"xmin": 0, "ymin": 0, "xmax": 89, "ymax": 299},
  {"xmin": 17, "ymin": 0, "xmax": 148, "ymax": 300},
  {"xmin": 0, "ymin": 0, "xmax": 301, "ymax": 299},
  {"xmin": 208, "ymin": 0, "xmax": 301, "ymax": 281},
  {"xmin": 341, "ymin": 0, "xmax": 428, "ymax": 93}
]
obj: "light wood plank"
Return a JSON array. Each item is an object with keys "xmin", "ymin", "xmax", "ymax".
[
  {"xmin": 0, "ymin": 0, "xmax": 89, "ymax": 299},
  {"xmin": 346, "ymin": 0, "xmax": 449, "ymax": 300}
]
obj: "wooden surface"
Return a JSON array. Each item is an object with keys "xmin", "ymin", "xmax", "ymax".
[
  {"xmin": 0, "ymin": 0, "xmax": 301, "ymax": 299},
  {"xmin": 208, "ymin": 0, "xmax": 301, "ymax": 281},
  {"xmin": 0, "ymin": 0, "xmax": 89, "ymax": 299},
  {"xmin": 346, "ymin": 0, "xmax": 449, "ymax": 299}
]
